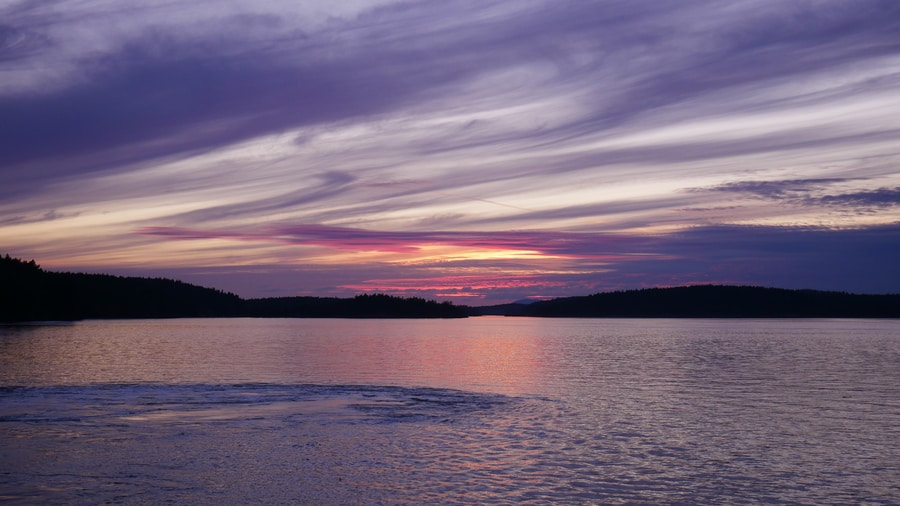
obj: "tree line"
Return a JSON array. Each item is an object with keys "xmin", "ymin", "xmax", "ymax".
[
  {"xmin": 4, "ymin": 255, "xmax": 898, "ymax": 321},
  {"xmin": 0, "ymin": 255, "xmax": 466, "ymax": 321},
  {"xmin": 471, "ymin": 285, "xmax": 900, "ymax": 318}
]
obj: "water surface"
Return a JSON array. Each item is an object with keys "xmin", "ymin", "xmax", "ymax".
[{"xmin": 2, "ymin": 318, "xmax": 899, "ymax": 504}]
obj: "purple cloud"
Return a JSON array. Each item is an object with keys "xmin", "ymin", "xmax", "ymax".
[
  {"xmin": 4, "ymin": 0, "xmax": 899, "ymax": 195},
  {"xmin": 815, "ymin": 188, "xmax": 900, "ymax": 209},
  {"xmin": 135, "ymin": 222, "xmax": 900, "ymax": 301},
  {"xmin": 699, "ymin": 178, "xmax": 900, "ymax": 214},
  {"xmin": 138, "ymin": 224, "xmax": 652, "ymax": 260},
  {"xmin": 702, "ymin": 179, "xmax": 852, "ymax": 199},
  {"xmin": 3, "ymin": 1, "xmax": 900, "ymax": 302}
]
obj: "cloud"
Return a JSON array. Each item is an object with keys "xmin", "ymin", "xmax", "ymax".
[
  {"xmin": 815, "ymin": 188, "xmax": 900, "ymax": 209},
  {"xmin": 138, "ymin": 223, "xmax": 653, "ymax": 260},
  {"xmin": 703, "ymin": 179, "xmax": 852, "ymax": 199},
  {"xmin": 4, "ymin": 0, "xmax": 899, "ymax": 195},
  {"xmin": 132, "ymin": 222, "xmax": 900, "ymax": 301},
  {"xmin": 1, "ymin": 1, "xmax": 526, "ymax": 195},
  {"xmin": 3, "ymin": 0, "xmax": 900, "ymax": 301},
  {"xmin": 699, "ymin": 178, "xmax": 900, "ymax": 215}
]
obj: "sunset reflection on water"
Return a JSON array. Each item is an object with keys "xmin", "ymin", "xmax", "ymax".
[
  {"xmin": 0, "ymin": 318, "xmax": 548, "ymax": 393},
  {"xmin": 2, "ymin": 318, "xmax": 900, "ymax": 504},
  {"xmin": 276, "ymin": 316, "xmax": 548, "ymax": 394}
]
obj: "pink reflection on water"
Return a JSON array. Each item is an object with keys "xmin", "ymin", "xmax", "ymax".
[
  {"xmin": 264, "ymin": 317, "xmax": 548, "ymax": 395},
  {"xmin": 0, "ymin": 318, "xmax": 557, "ymax": 396}
]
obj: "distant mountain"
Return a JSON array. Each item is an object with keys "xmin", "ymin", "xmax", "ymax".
[
  {"xmin": 0, "ymin": 255, "xmax": 466, "ymax": 322},
  {"xmin": 477, "ymin": 285, "xmax": 900, "ymax": 318}
]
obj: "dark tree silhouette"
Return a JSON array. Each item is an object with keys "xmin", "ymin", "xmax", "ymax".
[
  {"xmin": 4, "ymin": 255, "xmax": 897, "ymax": 321},
  {"xmin": 1, "ymin": 255, "xmax": 466, "ymax": 321},
  {"xmin": 490, "ymin": 285, "xmax": 900, "ymax": 318},
  {"xmin": 1, "ymin": 254, "xmax": 244, "ymax": 321},
  {"xmin": 245, "ymin": 293, "xmax": 466, "ymax": 318}
]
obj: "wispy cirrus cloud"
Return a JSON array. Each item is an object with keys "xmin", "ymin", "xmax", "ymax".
[
  {"xmin": 4, "ymin": 1, "xmax": 899, "ymax": 189},
  {"xmin": 131, "ymin": 222, "xmax": 900, "ymax": 301},
  {"xmin": 2, "ymin": 0, "xmax": 900, "ymax": 301},
  {"xmin": 138, "ymin": 224, "xmax": 654, "ymax": 260}
]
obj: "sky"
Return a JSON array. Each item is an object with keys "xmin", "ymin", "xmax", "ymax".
[{"xmin": 1, "ymin": 0, "xmax": 899, "ymax": 304}]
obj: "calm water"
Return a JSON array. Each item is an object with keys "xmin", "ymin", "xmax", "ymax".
[{"xmin": 1, "ymin": 317, "xmax": 899, "ymax": 504}]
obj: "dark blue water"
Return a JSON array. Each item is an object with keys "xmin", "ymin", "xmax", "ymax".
[{"xmin": 2, "ymin": 318, "xmax": 899, "ymax": 504}]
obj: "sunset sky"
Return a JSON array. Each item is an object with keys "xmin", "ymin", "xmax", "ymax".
[{"xmin": 2, "ymin": 0, "xmax": 899, "ymax": 304}]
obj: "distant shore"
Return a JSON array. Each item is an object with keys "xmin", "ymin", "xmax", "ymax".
[
  {"xmin": 469, "ymin": 285, "xmax": 900, "ymax": 318},
  {"xmin": 3, "ymin": 255, "xmax": 899, "ymax": 321}
]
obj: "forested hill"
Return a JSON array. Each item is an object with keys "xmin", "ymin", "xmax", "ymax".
[
  {"xmin": 0, "ymin": 255, "xmax": 466, "ymax": 322},
  {"xmin": 245, "ymin": 294, "xmax": 465, "ymax": 318},
  {"xmin": 4, "ymin": 255, "xmax": 898, "ymax": 321},
  {"xmin": 475, "ymin": 285, "xmax": 900, "ymax": 318},
  {"xmin": 1, "ymin": 255, "xmax": 243, "ymax": 321}
]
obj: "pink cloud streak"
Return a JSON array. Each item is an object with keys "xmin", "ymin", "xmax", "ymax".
[
  {"xmin": 138, "ymin": 224, "xmax": 654, "ymax": 261},
  {"xmin": 341, "ymin": 274, "xmax": 567, "ymax": 291}
]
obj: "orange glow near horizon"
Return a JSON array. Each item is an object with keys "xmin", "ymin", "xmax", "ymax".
[{"xmin": 340, "ymin": 274, "xmax": 571, "ymax": 300}]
